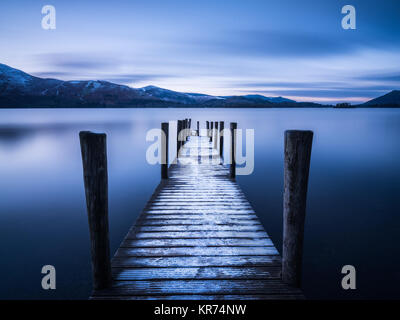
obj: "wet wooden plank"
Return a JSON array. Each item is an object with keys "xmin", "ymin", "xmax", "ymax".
[
  {"xmin": 111, "ymin": 255, "xmax": 281, "ymax": 268},
  {"xmin": 143, "ymin": 210, "xmax": 256, "ymax": 214},
  {"xmin": 120, "ymin": 238, "xmax": 274, "ymax": 247},
  {"xmin": 134, "ymin": 225, "xmax": 264, "ymax": 232},
  {"xmin": 92, "ymin": 279, "xmax": 301, "ymax": 296},
  {"xmin": 136, "ymin": 219, "xmax": 262, "ymax": 226},
  {"xmin": 114, "ymin": 246, "xmax": 279, "ymax": 257},
  {"xmin": 112, "ymin": 266, "xmax": 282, "ymax": 280},
  {"xmin": 142, "ymin": 214, "xmax": 258, "ymax": 219},
  {"xmin": 128, "ymin": 231, "xmax": 269, "ymax": 239}
]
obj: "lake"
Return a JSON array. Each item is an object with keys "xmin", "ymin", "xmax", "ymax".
[{"xmin": 0, "ymin": 108, "xmax": 399, "ymax": 299}]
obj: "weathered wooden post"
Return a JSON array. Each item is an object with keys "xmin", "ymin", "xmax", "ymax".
[
  {"xmin": 161, "ymin": 122, "xmax": 169, "ymax": 179},
  {"xmin": 210, "ymin": 122, "xmax": 214, "ymax": 142},
  {"xmin": 181, "ymin": 119, "xmax": 185, "ymax": 142},
  {"xmin": 214, "ymin": 121, "xmax": 219, "ymax": 150},
  {"xmin": 177, "ymin": 120, "xmax": 182, "ymax": 158},
  {"xmin": 206, "ymin": 121, "xmax": 210, "ymax": 139},
  {"xmin": 219, "ymin": 121, "xmax": 224, "ymax": 159},
  {"xmin": 197, "ymin": 121, "xmax": 199, "ymax": 136},
  {"xmin": 79, "ymin": 131, "xmax": 112, "ymax": 291},
  {"xmin": 230, "ymin": 123, "xmax": 237, "ymax": 179},
  {"xmin": 282, "ymin": 130, "xmax": 313, "ymax": 288}
]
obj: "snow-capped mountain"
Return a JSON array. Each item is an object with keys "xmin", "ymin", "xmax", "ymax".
[
  {"xmin": 0, "ymin": 63, "xmax": 325, "ymax": 108},
  {"xmin": 140, "ymin": 85, "xmax": 218, "ymax": 104}
]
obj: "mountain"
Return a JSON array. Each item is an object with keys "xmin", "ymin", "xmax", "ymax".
[
  {"xmin": 0, "ymin": 64, "xmax": 167, "ymax": 107},
  {"xmin": 363, "ymin": 90, "xmax": 400, "ymax": 107},
  {"xmin": 0, "ymin": 63, "xmax": 332, "ymax": 108},
  {"xmin": 230, "ymin": 94, "xmax": 296, "ymax": 104},
  {"xmin": 140, "ymin": 85, "xmax": 217, "ymax": 104}
]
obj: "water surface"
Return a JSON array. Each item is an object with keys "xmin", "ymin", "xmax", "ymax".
[{"xmin": 0, "ymin": 108, "xmax": 399, "ymax": 299}]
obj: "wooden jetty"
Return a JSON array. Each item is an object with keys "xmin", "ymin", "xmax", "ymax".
[{"xmin": 80, "ymin": 120, "xmax": 313, "ymax": 300}]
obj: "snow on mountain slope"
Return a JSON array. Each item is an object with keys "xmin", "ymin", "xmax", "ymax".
[{"xmin": 0, "ymin": 63, "xmax": 310, "ymax": 108}]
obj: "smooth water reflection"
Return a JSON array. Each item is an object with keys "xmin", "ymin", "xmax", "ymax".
[{"xmin": 0, "ymin": 108, "xmax": 399, "ymax": 299}]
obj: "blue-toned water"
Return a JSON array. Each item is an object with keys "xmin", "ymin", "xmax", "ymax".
[{"xmin": 0, "ymin": 108, "xmax": 399, "ymax": 299}]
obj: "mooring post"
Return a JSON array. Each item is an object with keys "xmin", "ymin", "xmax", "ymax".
[
  {"xmin": 177, "ymin": 120, "xmax": 182, "ymax": 158},
  {"xmin": 282, "ymin": 130, "xmax": 313, "ymax": 288},
  {"xmin": 214, "ymin": 121, "xmax": 219, "ymax": 150},
  {"xmin": 181, "ymin": 119, "xmax": 185, "ymax": 142},
  {"xmin": 210, "ymin": 122, "xmax": 214, "ymax": 142},
  {"xmin": 219, "ymin": 121, "xmax": 224, "ymax": 159},
  {"xmin": 79, "ymin": 131, "xmax": 112, "ymax": 291},
  {"xmin": 230, "ymin": 122, "xmax": 237, "ymax": 179},
  {"xmin": 206, "ymin": 121, "xmax": 210, "ymax": 139},
  {"xmin": 197, "ymin": 121, "xmax": 199, "ymax": 136},
  {"xmin": 161, "ymin": 122, "xmax": 169, "ymax": 179}
]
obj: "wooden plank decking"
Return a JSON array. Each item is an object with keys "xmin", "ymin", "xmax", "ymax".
[{"xmin": 91, "ymin": 134, "xmax": 303, "ymax": 300}]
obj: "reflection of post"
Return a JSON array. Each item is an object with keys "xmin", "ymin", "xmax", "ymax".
[
  {"xmin": 282, "ymin": 130, "xmax": 313, "ymax": 288},
  {"xmin": 79, "ymin": 131, "xmax": 112, "ymax": 291},
  {"xmin": 161, "ymin": 122, "xmax": 169, "ymax": 180},
  {"xmin": 230, "ymin": 123, "xmax": 237, "ymax": 179},
  {"xmin": 219, "ymin": 121, "xmax": 224, "ymax": 160}
]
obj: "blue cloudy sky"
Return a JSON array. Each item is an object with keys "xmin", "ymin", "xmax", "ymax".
[{"xmin": 0, "ymin": 0, "xmax": 399, "ymax": 104}]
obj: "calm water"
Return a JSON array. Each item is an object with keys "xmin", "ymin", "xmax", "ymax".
[{"xmin": 0, "ymin": 108, "xmax": 399, "ymax": 299}]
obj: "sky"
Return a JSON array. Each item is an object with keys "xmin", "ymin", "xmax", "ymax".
[{"xmin": 0, "ymin": 0, "xmax": 399, "ymax": 104}]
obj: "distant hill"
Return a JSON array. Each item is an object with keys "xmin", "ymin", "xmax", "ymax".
[
  {"xmin": 0, "ymin": 63, "xmax": 323, "ymax": 108},
  {"xmin": 0, "ymin": 63, "xmax": 398, "ymax": 108},
  {"xmin": 363, "ymin": 90, "xmax": 400, "ymax": 107},
  {"xmin": 229, "ymin": 94, "xmax": 296, "ymax": 103}
]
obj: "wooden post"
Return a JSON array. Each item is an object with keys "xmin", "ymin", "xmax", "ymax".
[
  {"xmin": 177, "ymin": 120, "xmax": 182, "ymax": 158},
  {"xmin": 219, "ymin": 121, "xmax": 224, "ymax": 159},
  {"xmin": 79, "ymin": 131, "xmax": 112, "ymax": 291},
  {"xmin": 206, "ymin": 121, "xmax": 210, "ymax": 139},
  {"xmin": 182, "ymin": 119, "xmax": 185, "ymax": 142},
  {"xmin": 230, "ymin": 123, "xmax": 237, "ymax": 179},
  {"xmin": 214, "ymin": 121, "xmax": 219, "ymax": 150},
  {"xmin": 197, "ymin": 121, "xmax": 199, "ymax": 136},
  {"xmin": 161, "ymin": 122, "xmax": 169, "ymax": 179},
  {"xmin": 210, "ymin": 122, "xmax": 214, "ymax": 142},
  {"xmin": 282, "ymin": 130, "xmax": 313, "ymax": 288}
]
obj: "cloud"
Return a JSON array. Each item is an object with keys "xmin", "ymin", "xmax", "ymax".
[
  {"xmin": 192, "ymin": 29, "xmax": 365, "ymax": 58},
  {"xmin": 31, "ymin": 71, "xmax": 76, "ymax": 79},
  {"xmin": 246, "ymin": 89, "xmax": 388, "ymax": 99},
  {"xmin": 238, "ymin": 81, "xmax": 344, "ymax": 89},
  {"xmin": 104, "ymin": 74, "xmax": 175, "ymax": 85},
  {"xmin": 31, "ymin": 52, "xmax": 175, "ymax": 84},
  {"xmin": 355, "ymin": 72, "xmax": 400, "ymax": 82},
  {"xmin": 35, "ymin": 53, "xmax": 119, "ymax": 71}
]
